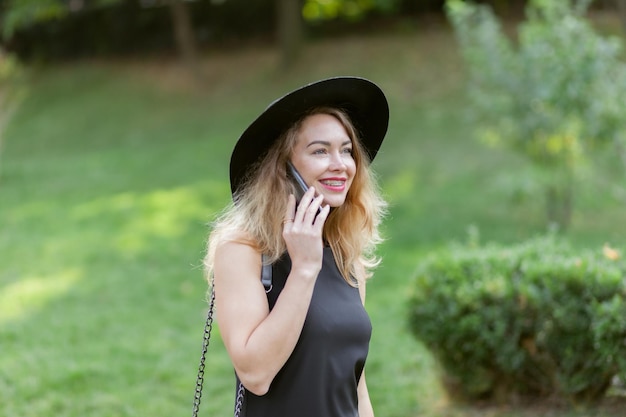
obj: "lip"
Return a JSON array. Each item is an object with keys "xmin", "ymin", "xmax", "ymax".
[{"xmin": 318, "ymin": 177, "xmax": 347, "ymax": 192}]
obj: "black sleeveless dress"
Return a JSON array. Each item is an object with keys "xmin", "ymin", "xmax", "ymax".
[{"xmin": 237, "ymin": 246, "xmax": 372, "ymax": 417}]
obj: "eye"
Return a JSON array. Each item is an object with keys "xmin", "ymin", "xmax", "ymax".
[
  {"xmin": 342, "ymin": 147, "xmax": 353, "ymax": 155},
  {"xmin": 312, "ymin": 148, "xmax": 328, "ymax": 155}
]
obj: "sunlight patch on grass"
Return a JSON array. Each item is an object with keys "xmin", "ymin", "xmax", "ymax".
[
  {"xmin": 0, "ymin": 268, "xmax": 82, "ymax": 325},
  {"xmin": 70, "ymin": 185, "xmax": 213, "ymax": 255}
]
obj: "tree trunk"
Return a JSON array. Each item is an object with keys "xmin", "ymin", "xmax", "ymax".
[
  {"xmin": 0, "ymin": 98, "xmax": 17, "ymax": 185},
  {"xmin": 545, "ymin": 181, "xmax": 573, "ymax": 231},
  {"xmin": 0, "ymin": 59, "xmax": 21, "ymax": 185},
  {"xmin": 618, "ymin": 0, "xmax": 626, "ymax": 35},
  {"xmin": 169, "ymin": 0, "xmax": 202, "ymax": 80},
  {"xmin": 0, "ymin": 105, "xmax": 5, "ymax": 185},
  {"xmin": 276, "ymin": 0, "xmax": 303, "ymax": 69}
]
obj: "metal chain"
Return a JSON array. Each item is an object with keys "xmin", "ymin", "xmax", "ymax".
[
  {"xmin": 191, "ymin": 278, "xmax": 247, "ymax": 417},
  {"xmin": 191, "ymin": 277, "xmax": 216, "ymax": 417},
  {"xmin": 233, "ymin": 381, "xmax": 245, "ymax": 417}
]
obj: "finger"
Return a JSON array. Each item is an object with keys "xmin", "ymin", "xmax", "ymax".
[
  {"xmin": 294, "ymin": 187, "xmax": 316, "ymax": 223},
  {"xmin": 303, "ymin": 194, "xmax": 324, "ymax": 225},
  {"xmin": 313, "ymin": 204, "xmax": 331, "ymax": 229},
  {"xmin": 283, "ymin": 194, "xmax": 296, "ymax": 227}
]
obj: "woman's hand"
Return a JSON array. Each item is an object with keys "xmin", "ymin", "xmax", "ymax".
[{"xmin": 282, "ymin": 187, "xmax": 330, "ymax": 279}]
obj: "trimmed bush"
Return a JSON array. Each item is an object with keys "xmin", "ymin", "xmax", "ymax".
[{"xmin": 408, "ymin": 237, "xmax": 626, "ymax": 404}]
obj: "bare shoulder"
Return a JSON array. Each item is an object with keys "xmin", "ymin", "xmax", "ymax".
[
  {"xmin": 215, "ymin": 230, "xmax": 257, "ymax": 260},
  {"xmin": 215, "ymin": 235, "xmax": 257, "ymax": 259},
  {"xmin": 214, "ymin": 232, "xmax": 262, "ymax": 286}
]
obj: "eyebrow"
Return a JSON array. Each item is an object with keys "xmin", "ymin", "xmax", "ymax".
[{"xmin": 306, "ymin": 140, "xmax": 352, "ymax": 148}]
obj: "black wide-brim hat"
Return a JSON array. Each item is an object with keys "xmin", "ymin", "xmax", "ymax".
[{"xmin": 229, "ymin": 76, "xmax": 389, "ymax": 196}]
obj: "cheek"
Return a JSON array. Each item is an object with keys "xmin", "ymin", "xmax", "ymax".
[
  {"xmin": 345, "ymin": 163, "xmax": 357, "ymax": 190},
  {"xmin": 347, "ymin": 160, "xmax": 357, "ymax": 179},
  {"xmin": 292, "ymin": 157, "xmax": 324, "ymax": 185},
  {"xmin": 303, "ymin": 159, "xmax": 326, "ymax": 177}
]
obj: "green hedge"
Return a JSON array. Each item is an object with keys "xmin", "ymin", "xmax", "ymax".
[{"xmin": 408, "ymin": 237, "xmax": 626, "ymax": 404}]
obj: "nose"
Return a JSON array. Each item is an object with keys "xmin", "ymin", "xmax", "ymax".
[{"xmin": 329, "ymin": 151, "xmax": 347, "ymax": 171}]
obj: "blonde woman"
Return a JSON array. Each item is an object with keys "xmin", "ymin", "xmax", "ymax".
[{"xmin": 204, "ymin": 77, "xmax": 389, "ymax": 417}]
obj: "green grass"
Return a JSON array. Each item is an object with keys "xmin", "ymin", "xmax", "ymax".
[{"xmin": 1, "ymin": 24, "xmax": 625, "ymax": 417}]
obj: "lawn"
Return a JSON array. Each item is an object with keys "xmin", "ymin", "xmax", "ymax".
[{"xmin": 1, "ymin": 22, "xmax": 625, "ymax": 417}]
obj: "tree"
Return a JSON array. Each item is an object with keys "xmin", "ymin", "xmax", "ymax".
[
  {"xmin": 277, "ymin": 0, "xmax": 303, "ymax": 69},
  {"xmin": 446, "ymin": 0, "xmax": 626, "ymax": 230},
  {"xmin": 0, "ymin": 49, "xmax": 26, "ymax": 184},
  {"xmin": 0, "ymin": 0, "xmax": 127, "ymax": 39},
  {"xmin": 618, "ymin": 0, "xmax": 626, "ymax": 34},
  {"xmin": 168, "ymin": 0, "xmax": 202, "ymax": 79},
  {"xmin": 1, "ymin": 0, "xmax": 201, "ymax": 78},
  {"xmin": 1, "ymin": 0, "xmax": 68, "ymax": 39}
]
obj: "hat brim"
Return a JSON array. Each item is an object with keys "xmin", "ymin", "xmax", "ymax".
[{"xmin": 229, "ymin": 76, "xmax": 389, "ymax": 196}]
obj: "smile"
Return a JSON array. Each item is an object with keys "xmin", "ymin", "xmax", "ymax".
[
  {"xmin": 321, "ymin": 180, "xmax": 344, "ymax": 186},
  {"xmin": 320, "ymin": 179, "xmax": 347, "ymax": 191}
]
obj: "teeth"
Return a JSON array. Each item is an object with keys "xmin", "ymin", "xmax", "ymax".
[{"xmin": 322, "ymin": 180, "xmax": 344, "ymax": 186}]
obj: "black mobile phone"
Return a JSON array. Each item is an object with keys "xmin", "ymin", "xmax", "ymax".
[
  {"xmin": 287, "ymin": 161, "xmax": 322, "ymax": 214},
  {"xmin": 287, "ymin": 161, "xmax": 309, "ymax": 203}
]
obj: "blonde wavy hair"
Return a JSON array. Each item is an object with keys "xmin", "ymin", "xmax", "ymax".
[{"xmin": 204, "ymin": 107, "xmax": 387, "ymax": 286}]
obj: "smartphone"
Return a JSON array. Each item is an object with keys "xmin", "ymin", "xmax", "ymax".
[{"xmin": 287, "ymin": 161, "xmax": 322, "ymax": 215}]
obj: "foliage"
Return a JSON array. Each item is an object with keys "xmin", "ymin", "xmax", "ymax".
[
  {"xmin": 3, "ymin": 0, "xmax": 277, "ymax": 61},
  {"xmin": 445, "ymin": 0, "xmax": 626, "ymax": 228},
  {"xmin": 2, "ymin": 0, "xmax": 401, "ymax": 42},
  {"xmin": 1, "ymin": 0, "xmax": 65, "ymax": 39},
  {"xmin": 1, "ymin": 0, "xmax": 119, "ymax": 39},
  {"xmin": 303, "ymin": 0, "xmax": 401, "ymax": 22},
  {"xmin": 408, "ymin": 235, "xmax": 626, "ymax": 404}
]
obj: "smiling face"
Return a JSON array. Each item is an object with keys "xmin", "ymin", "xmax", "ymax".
[{"xmin": 289, "ymin": 113, "xmax": 357, "ymax": 208}]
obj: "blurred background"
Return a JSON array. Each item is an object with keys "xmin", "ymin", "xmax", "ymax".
[{"xmin": 1, "ymin": 1, "xmax": 625, "ymax": 416}]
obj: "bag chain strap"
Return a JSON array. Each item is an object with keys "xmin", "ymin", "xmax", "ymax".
[
  {"xmin": 191, "ymin": 276, "xmax": 216, "ymax": 417},
  {"xmin": 191, "ymin": 278, "xmax": 247, "ymax": 417},
  {"xmin": 233, "ymin": 381, "xmax": 245, "ymax": 416}
]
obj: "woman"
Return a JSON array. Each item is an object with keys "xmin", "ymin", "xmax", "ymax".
[{"xmin": 204, "ymin": 77, "xmax": 389, "ymax": 417}]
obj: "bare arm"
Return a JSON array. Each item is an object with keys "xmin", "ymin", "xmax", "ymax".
[
  {"xmin": 214, "ymin": 188, "xmax": 330, "ymax": 395},
  {"xmin": 357, "ymin": 262, "xmax": 375, "ymax": 417},
  {"xmin": 358, "ymin": 372, "xmax": 375, "ymax": 417}
]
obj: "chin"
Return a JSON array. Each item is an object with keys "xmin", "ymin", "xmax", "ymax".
[{"xmin": 325, "ymin": 196, "xmax": 347, "ymax": 208}]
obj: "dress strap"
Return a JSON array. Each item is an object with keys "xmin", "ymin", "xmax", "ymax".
[{"xmin": 261, "ymin": 254, "xmax": 273, "ymax": 293}]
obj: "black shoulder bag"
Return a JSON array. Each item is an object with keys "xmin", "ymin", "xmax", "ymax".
[{"xmin": 191, "ymin": 255, "xmax": 273, "ymax": 417}]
